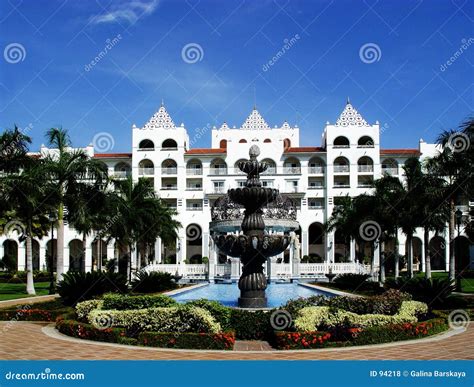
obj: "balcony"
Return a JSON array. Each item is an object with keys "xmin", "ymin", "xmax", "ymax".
[
  {"xmin": 357, "ymin": 165, "xmax": 374, "ymax": 173},
  {"xmin": 113, "ymin": 171, "xmax": 130, "ymax": 178},
  {"xmin": 209, "ymin": 168, "xmax": 228, "ymax": 176},
  {"xmin": 382, "ymin": 167, "xmax": 398, "ymax": 176},
  {"xmin": 186, "ymin": 206, "xmax": 203, "ymax": 211},
  {"xmin": 309, "ymin": 204, "xmax": 324, "ymax": 209},
  {"xmin": 186, "ymin": 168, "xmax": 202, "ymax": 176},
  {"xmin": 261, "ymin": 167, "xmax": 276, "ymax": 175},
  {"xmin": 308, "ymin": 184, "xmax": 324, "ymax": 189},
  {"xmin": 334, "ymin": 165, "xmax": 350, "ymax": 173},
  {"xmin": 138, "ymin": 147, "xmax": 154, "ymax": 151},
  {"xmin": 161, "ymin": 167, "xmax": 178, "ymax": 175},
  {"xmin": 139, "ymin": 167, "xmax": 154, "ymax": 175},
  {"xmin": 358, "ymin": 184, "xmax": 372, "ymax": 188},
  {"xmin": 333, "ymin": 184, "xmax": 350, "ymax": 188},
  {"xmin": 161, "ymin": 185, "xmax": 177, "ymax": 190},
  {"xmin": 186, "ymin": 185, "xmax": 202, "ymax": 191},
  {"xmin": 283, "ymin": 167, "xmax": 301, "ymax": 174},
  {"xmin": 308, "ymin": 166, "xmax": 324, "ymax": 174}
]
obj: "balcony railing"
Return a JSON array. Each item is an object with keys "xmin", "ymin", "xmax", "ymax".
[
  {"xmin": 209, "ymin": 168, "xmax": 227, "ymax": 176},
  {"xmin": 261, "ymin": 167, "xmax": 276, "ymax": 175},
  {"xmin": 139, "ymin": 167, "xmax": 154, "ymax": 175},
  {"xmin": 161, "ymin": 186, "xmax": 177, "ymax": 190},
  {"xmin": 357, "ymin": 165, "xmax": 374, "ymax": 173},
  {"xmin": 308, "ymin": 166, "xmax": 324, "ymax": 174},
  {"xmin": 138, "ymin": 147, "xmax": 154, "ymax": 151},
  {"xmin": 283, "ymin": 166, "xmax": 301, "ymax": 174},
  {"xmin": 186, "ymin": 168, "xmax": 202, "ymax": 175},
  {"xmin": 186, "ymin": 186, "xmax": 202, "ymax": 191},
  {"xmin": 186, "ymin": 206, "xmax": 203, "ymax": 211},
  {"xmin": 358, "ymin": 184, "xmax": 372, "ymax": 188},
  {"xmin": 284, "ymin": 186, "xmax": 299, "ymax": 193},
  {"xmin": 382, "ymin": 167, "xmax": 398, "ymax": 175},
  {"xmin": 333, "ymin": 184, "xmax": 350, "ymax": 188},
  {"xmin": 334, "ymin": 165, "xmax": 349, "ymax": 173},
  {"xmin": 308, "ymin": 184, "xmax": 324, "ymax": 189},
  {"xmin": 113, "ymin": 171, "xmax": 130, "ymax": 178},
  {"xmin": 233, "ymin": 168, "xmax": 245, "ymax": 174},
  {"xmin": 162, "ymin": 167, "xmax": 177, "ymax": 175},
  {"xmin": 309, "ymin": 205, "xmax": 324, "ymax": 209}
]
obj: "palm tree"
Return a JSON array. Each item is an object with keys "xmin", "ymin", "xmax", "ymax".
[
  {"xmin": 427, "ymin": 117, "xmax": 474, "ymax": 282},
  {"xmin": 42, "ymin": 128, "xmax": 107, "ymax": 282},
  {"xmin": 0, "ymin": 125, "xmax": 32, "ymax": 173},
  {"xmin": 1, "ymin": 160, "xmax": 56, "ymax": 294},
  {"xmin": 104, "ymin": 177, "xmax": 180, "ymax": 281}
]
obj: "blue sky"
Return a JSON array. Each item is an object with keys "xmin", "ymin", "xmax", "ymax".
[{"xmin": 0, "ymin": 0, "xmax": 472, "ymax": 152}]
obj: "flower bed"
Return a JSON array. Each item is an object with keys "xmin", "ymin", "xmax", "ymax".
[
  {"xmin": 0, "ymin": 301, "xmax": 73, "ymax": 322},
  {"xmin": 56, "ymin": 319, "xmax": 126, "ymax": 343},
  {"xmin": 138, "ymin": 331, "xmax": 235, "ymax": 350},
  {"xmin": 273, "ymin": 331, "xmax": 331, "ymax": 350}
]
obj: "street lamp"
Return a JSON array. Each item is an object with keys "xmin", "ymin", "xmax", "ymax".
[
  {"xmin": 455, "ymin": 208, "xmax": 463, "ymax": 291},
  {"xmin": 48, "ymin": 212, "xmax": 56, "ymax": 294}
]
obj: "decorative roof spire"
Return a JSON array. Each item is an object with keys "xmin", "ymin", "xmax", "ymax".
[
  {"xmin": 346, "ymin": 96, "xmax": 350, "ymax": 105},
  {"xmin": 335, "ymin": 101, "xmax": 369, "ymax": 127},
  {"xmin": 241, "ymin": 107, "xmax": 270, "ymax": 130},
  {"xmin": 143, "ymin": 104, "xmax": 176, "ymax": 129}
]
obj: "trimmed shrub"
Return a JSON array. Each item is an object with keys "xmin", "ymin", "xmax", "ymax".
[
  {"xmin": 139, "ymin": 331, "xmax": 235, "ymax": 350},
  {"xmin": 75, "ymin": 299, "xmax": 104, "ymax": 321},
  {"xmin": 186, "ymin": 299, "xmax": 232, "ymax": 330},
  {"xmin": 102, "ymin": 293, "xmax": 177, "ymax": 310},
  {"xmin": 0, "ymin": 301, "xmax": 73, "ymax": 322},
  {"xmin": 352, "ymin": 318, "xmax": 448, "ymax": 345},
  {"xmin": 117, "ymin": 336, "xmax": 139, "ymax": 346},
  {"xmin": 333, "ymin": 273, "xmax": 372, "ymax": 291},
  {"xmin": 229, "ymin": 309, "xmax": 272, "ymax": 340},
  {"xmin": 294, "ymin": 301, "xmax": 428, "ymax": 331},
  {"xmin": 282, "ymin": 295, "xmax": 330, "ymax": 320},
  {"xmin": 130, "ymin": 271, "xmax": 177, "ymax": 293},
  {"xmin": 57, "ymin": 272, "xmax": 128, "ymax": 306},
  {"xmin": 56, "ymin": 319, "xmax": 126, "ymax": 343},
  {"xmin": 88, "ymin": 305, "xmax": 221, "ymax": 336},
  {"xmin": 273, "ymin": 331, "xmax": 331, "ymax": 350}
]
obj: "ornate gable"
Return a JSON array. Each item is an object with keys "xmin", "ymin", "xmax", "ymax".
[
  {"xmin": 335, "ymin": 101, "xmax": 370, "ymax": 127},
  {"xmin": 241, "ymin": 108, "xmax": 270, "ymax": 130},
  {"xmin": 143, "ymin": 104, "xmax": 175, "ymax": 129}
]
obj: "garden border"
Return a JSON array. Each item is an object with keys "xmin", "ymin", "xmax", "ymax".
[
  {"xmin": 43, "ymin": 322, "xmax": 467, "ymax": 353},
  {"xmin": 299, "ymin": 282, "xmax": 363, "ymax": 298}
]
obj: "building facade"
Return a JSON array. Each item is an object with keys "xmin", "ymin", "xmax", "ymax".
[{"xmin": 1, "ymin": 101, "xmax": 472, "ymax": 279}]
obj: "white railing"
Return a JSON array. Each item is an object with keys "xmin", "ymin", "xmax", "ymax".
[
  {"xmin": 334, "ymin": 165, "xmax": 349, "ymax": 173},
  {"xmin": 299, "ymin": 262, "xmax": 369, "ymax": 276},
  {"xmin": 161, "ymin": 186, "xmax": 177, "ymax": 190},
  {"xmin": 162, "ymin": 167, "xmax": 177, "ymax": 175},
  {"xmin": 113, "ymin": 171, "xmax": 130, "ymax": 178},
  {"xmin": 261, "ymin": 167, "xmax": 276, "ymax": 175},
  {"xmin": 186, "ymin": 186, "xmax": 202, "ymax": 191},
  {"xmin": 274, "ymin": 263, "xmax": 291, "ymax": 276},
  {"xmin": 139, "ymin": 167, "xmax": 154, "ymax": 175},
  {"xmin": 357, "ymin": 165, "xmax": 374, "ymax": 173},
  {"xmin": 186, "ymin": 206, "xmax": 203, "ymax": 211},
  {"xmin": 209, "ymin": 168, "xmax": 227, "ymax": 175},
  {"xmin": 308, "ymin": 184, "xmax": 324, "ymax": 189},
  {"xmin": 186, "ymin": 168, "xmax": 202, "ymax": 175},
  {"xmin": 308, "ymin": 166, "xmax": 324, "ymax": 174},
  {"xmin": 283, "ymin": 166, "xmax": 301, "ymax": 174},
  {"xmin": 215, "ymin": 264, "xmax": 231, "ymax": 277},
  {"xmin": 382, "ymin": 167, "xmax": 398, "ymax": 175}
]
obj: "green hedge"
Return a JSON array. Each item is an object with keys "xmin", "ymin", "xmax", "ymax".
[
  {"xmin": 138, "ymin": 331, "xmax": 235, "ymax": 350},
  {"xmin": 0, "ymin": 306, "xmax": 73, "ymax": 322},
  {"xmin": 102, "ymin": 293, "xmax": 177, "ymax": 310},
  {"xmin": 273, "ymin": 331, "xmax": 331, "ymax": 350},
  {"xmin": 56, "ymin": 319, "xmax": 127, "ymax": 343},
  {"xmin": 351, "ymin": 318, "xmax": 448, "ymax": 346},
  {"xmin": 229, "ymin": 309, "xmax": 273, "ymax": 340}
]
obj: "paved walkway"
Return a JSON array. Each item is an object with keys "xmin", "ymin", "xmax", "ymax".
[{"xmin": 0, "ymin": 322, "xmax": 472, "ymax": 360}]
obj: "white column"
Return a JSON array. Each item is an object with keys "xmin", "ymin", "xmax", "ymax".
[
  {"xmin": 107, "ymin": 243, "xmax": 115, "ymax": 272},
  {"xmin": 208, "ymin": 239, "xmax": 216, "ymax": 280},
  {"xmin": 18, "ymin": 242, "xmax": 25, "ymax": 271},
  {"xmin": 289, "ymin": 245, "xmax": 293, "ymax": 277},
  {"xmin": 178, "ymin": 236, "xmax": 186, "ymax": 276},
  {"xmin": 39, "ymin": 245, "xmax": 47, "ymax": 271},
  {"xmin": 154, "ymin": 238, "xmax": 161, "ymax": 264},
  {"xmin": 420, "ymin": 237, "xmax": 426, "ymax": 273},
  {"xmin": 302, "ymin": 230, "xmax": 308, "ymax": 257},
  {"xmin": 350, "ymin": 239, "xmax": 356, "ymax": 262},
  {"xmin": 326, "ymin": 232, "xmax": 335, "ymax": 263},
  {"xmin": 230, "ymin": 258, "xmax": 240, "ymax": 281},
  {"xmin": 444, "ymin": 229, "xmax": 450, "ymax": 272},
  {"xmin": 374, "ymin": 242, "xmax": 381, "ymax": 267},
  {"xmin": 63, "ymin": 246, "xmax": 70, "ymax": 273},
  {"xmin": 85, "ymin": 245, "xmax": 92, "ymax": 273}
]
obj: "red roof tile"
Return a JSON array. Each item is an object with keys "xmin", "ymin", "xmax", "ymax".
[
  {"xmin": 94, "ymin": 153, "xmax": 132, "ymax": 158},
  {"xmin": 380, "ymin": 149, "xmax": 420, "ymax": 155},
  {"xmin": 185, "ymin": 148, "xmax": 226, "ymax": 155},
  {"xmin": 284, "ymin": 146, "xmax": 325, "ymax": 153}
]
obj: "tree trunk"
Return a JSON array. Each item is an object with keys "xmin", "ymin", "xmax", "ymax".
[
  {"xmin": 56, "ymin": 202, "xmax": 64, "ymax": 283},
  {"xmin": 424, "ymin": 228, "xmax": 431, "ymax": 279},
  {"xmin": 448, "ymin": 198, "xmax": 456, "ymax": 282},
  {"xmin": 82, "ymin": 233, "xmax": 87, "ymax": 273},
  {"xmin": 25, "ymin": 233, "xmax": 36, "ymax": 295},
  {"xmin": 394, "ymin": 232, "xmax": 400, "ymax": 278},
  {"xmin": 407, "ymin": 233, "xmax": 413, "ymax": 278},
  {"xmin": 379, "ymin": 240, "xmax": 385, "ymax": 283}
]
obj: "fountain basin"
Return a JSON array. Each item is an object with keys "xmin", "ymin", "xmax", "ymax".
[{"xmin": 213, "ymin": 234, "xmax": 290, "ymax": 258}]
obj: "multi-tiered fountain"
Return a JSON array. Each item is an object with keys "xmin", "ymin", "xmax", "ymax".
[{"xmin": 212, "ymin": 145, "xmax": 293, "ymax": 308}]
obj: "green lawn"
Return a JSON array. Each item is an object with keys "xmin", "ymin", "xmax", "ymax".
[
  {"xmin": 414, "ymin": 272, "xmax": 474, "ymax": 294},
  {"xmin": 0, "ymin": 282, "xmax": 50, "ymax": 301}
]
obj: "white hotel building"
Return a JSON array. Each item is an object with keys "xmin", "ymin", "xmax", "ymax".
[{"xmin": 1, "ymin": 101, "xmax": 472, "ymax": 279}]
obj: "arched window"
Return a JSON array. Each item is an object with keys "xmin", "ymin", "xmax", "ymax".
[
  {"xmin": 334, "ymin": 136, "xmax": 350, "ymax": 148},
  {"xmin": 283, "ymin": 157, "xmax": 301, "ymax": 173},
  {"xmin": 239, "ymin": 139, "xmax": 247, "ymax": 143},
  {"xmin": 381, "ymin": 158, "xmax": 398, "ymax": 175},
  {"xmin": 161, "ymin": 159, "xmax": 177, "ymax": 174},
  {"xmin": 283, "ymin": 138, "xmax": 291, "ymax": 150},
  {"xmin": 263, "ymin": 139, "xmax": 271, "ymax": 143},
  {"xmin": 139, "ymin": 139, "xmax": 154, "ymax": 150},
  {"xmin": 261, "ymin": 158, "xmax": 276, "ymax": 174},
  {"xmin": 186, "ymin": 159, "xmax": 202, "ymax": 175},
  {"xmin": 357, "ymin": 156, "xmax": 373, "ymax": 173},
  {"xmin": 114, "ymin": 162, "xmax": 131, "ymax": 178},
  {"xmin": 308, "ymin": 157, "xmax": 325, "ymax": 174},
  {"xmin": 234, "ymin": 159, "xmax": 247, "ymax": 174},
  {"xmin": 210, "ymin": 158, "xmax": 227, "ymax": 175},
  {"xmin": 333, "ymin": 156, "xmax": 349, "ymax": 173},
  {"xmin": 358, "ymin": 136, "xmax": 374, "ymax": 147},
  {"xmin": 138, "ymin": 159, "xmax": 154, "ymax": 175},
  {"xmin": 219, "ymin": 139, "xmax": 227, "ymax": 149},
  {"xmin": 162, "ymin": 139, "xmax": 178, "ymax": 149}
]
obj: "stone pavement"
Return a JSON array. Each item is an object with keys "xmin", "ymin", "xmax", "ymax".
[{"xmin": 0, "ymin": 322, "xmax": 472, "ymax": 360}]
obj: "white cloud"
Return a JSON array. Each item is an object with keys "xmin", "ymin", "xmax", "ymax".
[{"xmin": 90, "ymin": 0, "xmax": 160, "ymax": 25}]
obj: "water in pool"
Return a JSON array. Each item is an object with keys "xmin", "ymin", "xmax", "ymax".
[{"xmin": 170, "ymin": 282, "xmax": 334, "ymax": 307}]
